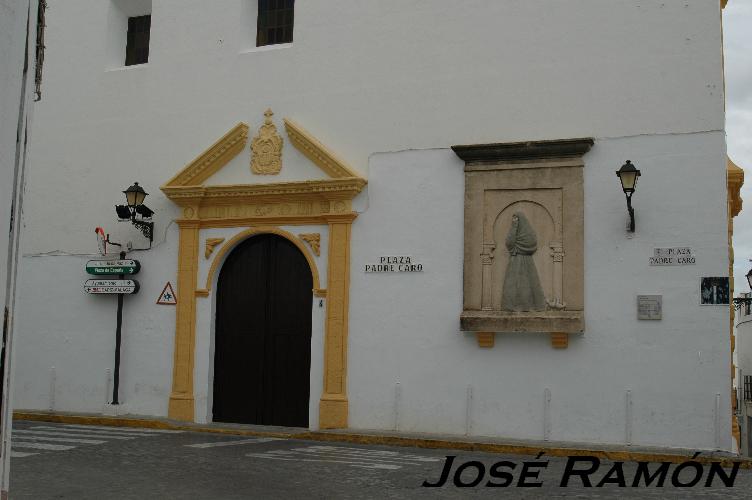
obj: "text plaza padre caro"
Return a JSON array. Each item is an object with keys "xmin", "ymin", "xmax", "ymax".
[{"xmin": 364, "ymin": 256, "xmax": 423, "ymax": 273}]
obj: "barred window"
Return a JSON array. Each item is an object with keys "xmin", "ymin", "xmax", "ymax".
[
  {"xmin": 125, "ymin": 15, "xmax": 151, "ymax": 66},
  {"xmin": 257, "ymin": 0, "xmax": 294, "ymax": 47}
]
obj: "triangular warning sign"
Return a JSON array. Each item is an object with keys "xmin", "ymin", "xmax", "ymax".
[{"xmin": 157, "ymin": 282, "xmax": 177, "ymax": 305}]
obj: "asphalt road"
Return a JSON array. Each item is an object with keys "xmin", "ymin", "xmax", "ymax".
[{"xmin": 8, "ymin": 420, "xmax": 752, "ymax": 499}]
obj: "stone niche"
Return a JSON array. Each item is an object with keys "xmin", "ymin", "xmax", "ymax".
[{"xmin": 452, "ymin": 138, "xmax": 593, "ymax": 345}]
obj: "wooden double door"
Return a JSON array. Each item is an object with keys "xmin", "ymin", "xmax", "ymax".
[{"xmin": 213, "ymin": 234, "xmax": 313, "ymax": 427}]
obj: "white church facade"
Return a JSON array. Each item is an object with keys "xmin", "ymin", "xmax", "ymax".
[{"xmin": 12, "ymin": 0, "xmax": 741, "ymax": 452}]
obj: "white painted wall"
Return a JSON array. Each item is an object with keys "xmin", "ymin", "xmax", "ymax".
[
  {"xmin": 21, "ymin": 0, "xmax": 724, "ymax": 255},
  {"xmin": 735, "ymin": 299, "xmax": 752, "ymax": 455},
  {"xmin": 13, "ymin": 227, "xmax": 180, "ymax": 417},
  {"xmin": 736, "ymin": 300, "xmax": 752, "ymax": 384},
  {"xmin": 349, "ymin": 133, "xmax": 730, "ymax": 450},
  {"xmin": 14, "ymin": 0, "xmax": 730, "ymax": 450}
]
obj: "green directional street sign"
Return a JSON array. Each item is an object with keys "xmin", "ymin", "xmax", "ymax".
[
  {"xmin": 83, "ymin": 279, "xmax": 140, "ymax": 295},
  {"xmin": 85, "ymin": 259, "xmax": 141, "ymax": 275}
]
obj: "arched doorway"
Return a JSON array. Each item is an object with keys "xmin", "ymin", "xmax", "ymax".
[{"xmin": 212, "ymin": 233, "xmax": 313, "ymax": 426}]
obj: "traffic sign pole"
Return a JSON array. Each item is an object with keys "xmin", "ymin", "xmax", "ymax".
[
  {"xmin": 83, "ymin": 251, "xmax": 142, "ymax": 405},
  {"xmin": 112, "ymin": 251, "xmax": 125, "ymax": 405}
]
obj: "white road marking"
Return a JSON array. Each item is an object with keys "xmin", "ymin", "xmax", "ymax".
[
  {"xmin": 8, "ymin": 423, "xmax": 173, "ymax": 456},
  {"xmin": 11, "ymin": 442, "xmax": 75, "ymax": 451},
  {"xmin": 12, "ymin": 435, "xmax": 106, "ymax": 445},
  {"xmin": 186, "ymin": 438, "xmax": 283, "ymax": 448},
  {"xmin": 289, "ymin": 449, "xmax": 429, "ymax": 465},
  {"xmin": 246, "ymin": 445, "xmax": 441, "ymax": 470},
  {"xmin": 10, "ymin": 451, "xmax": 37, "ymax": 458},
  {"xmin": 32, "ymin": 426, "xmax": 154, "ymax": 437},
  {"xmin": 62, "ymin": 424, "xmax": 183, "ymax": 434},
  {"xmin": 301, "ymin": 446, "xmax": 441, "ymax": 462},
  {"xmin": 13, "ymin": 430, "xmax": 134, "ymax": 440},
  {"xmin": 246, "ymin": 452, "xmax": 401, "ymax": 470},
  {"xmin": 322, "ymin": 445, "xmax": 440, "ymax": 458}
]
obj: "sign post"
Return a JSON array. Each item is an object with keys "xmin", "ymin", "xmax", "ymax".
[
  {"xmin": 84, "ymin": 251, "xmax": 141, "ymax": 406},
  {"xmin": 113, "ymin": 259, "xmax": 125, "ymax": 405}
]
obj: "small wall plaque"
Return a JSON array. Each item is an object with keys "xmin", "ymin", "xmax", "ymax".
[
  {"xmin": 649, "ymin": 247, "xmax": 695, "ymax": 266},
  {"xmin": 637, "ymin": 295, "xmax": 662, "ymax": 320},
  {"xmin": 364, "ymin": 256, "xmax": 423, "ymax": 273}
]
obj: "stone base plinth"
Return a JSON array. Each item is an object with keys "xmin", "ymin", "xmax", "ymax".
[
  {"xmin": 168, "ymin": 394, "xmax": 195, "ymax": 422},
  {"xmin": 319, "ymin": 397, "xmax": 348, "ymax": 429},
  {"xmin": 461, "ymin": 310, "xmax": 583, "ymax": 334}
]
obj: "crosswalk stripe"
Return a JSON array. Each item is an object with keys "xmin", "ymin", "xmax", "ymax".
[
  {"xmin": 186, "ymin": 438, "xmax": 283, "ymax": 448},
  {"xmin": 301, "ymin": 446, "xmax": 440, "ymax": 462},
  {"xmin": 246, "ymin": 453, "xmax": 400, "ymax": 470},
  {"xmin": 32, "ymin": 426, "xmax": 153, "ymax": 437},
  {"xmin": 246, "ymin": 445, "xmax": 440, "ymax": 470},
  {"xmin": 309, "ymin": 445, "xmax": 441, "ymax": 460},
  {"xmin": 12, "ymin": 435, "xmax": 106, "ymax": 445},
  {"xmin": 14, "ymin": 430, "xmax": 134, "ymax": 440},
  {"xmin": 11, "ymin": 451, "xmax": 37, "ymax": 458},
  {"xmin": 289, "ymin": 448, "xmax": 430, "ymax": 465},
  {"xmin": 12, "ymin": 442, "xmax": 75, "ymax": 451},
  {"xmin": 62, "ymin": 424, "xmax": 183, "ymax": 434}
]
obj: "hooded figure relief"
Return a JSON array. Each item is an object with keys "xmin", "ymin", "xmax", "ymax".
[{"xmin": 501, "ymin": 212, "xmax": 546, "ymax": 312}]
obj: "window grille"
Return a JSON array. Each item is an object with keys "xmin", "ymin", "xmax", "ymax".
[
  {"xmin": 744, "ymin": 375, "xmax": 752, "ymax": 401},
  {"xmin": 257, "ymin": 0, "xmax": 294, "ymax": 47}
]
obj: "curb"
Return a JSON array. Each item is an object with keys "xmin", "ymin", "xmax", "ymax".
[
  {"xmin": 14, "ymin": 411, "xmax": 752, "ymax": 468},
  {"xmin": 13, "ymin": 412, "xmax": 295, "ymax": 439}
]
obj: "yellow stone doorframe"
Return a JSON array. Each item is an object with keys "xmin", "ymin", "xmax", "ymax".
[
  {"xmin": 168, "ymin": 219, "xmax": 200, "ymax": 420},
  {"xmin": 161, "ymin": 120, "xmax": 366, "ymax": 429},
  {"xmin": 319, "ymin": 220, "xmax": 352, "ymax": 427}
]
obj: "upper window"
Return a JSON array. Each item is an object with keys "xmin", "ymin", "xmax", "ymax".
[
  {"xmin": 125, "ymin": 15, "xmax": 151, "ymax": 66},
  {"xmin": 257, "ymin": 0, "xmax": 294, "ymax": 47}
]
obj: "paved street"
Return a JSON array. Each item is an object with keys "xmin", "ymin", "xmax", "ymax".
[{"xmin": 8, "ymin": 420, "xmax": 752, "ymax": 499}]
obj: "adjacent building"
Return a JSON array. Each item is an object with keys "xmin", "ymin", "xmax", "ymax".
[
  {"xmin": 1, "ymin": 0, "xmax": 42, "ymax": 495},
  {"xmin": 12, "ymin": 0, "xmax": 740, "ymax": 452}
]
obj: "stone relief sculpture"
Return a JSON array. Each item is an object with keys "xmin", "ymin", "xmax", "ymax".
[
  {"xmin": 501, "ymin": 213, "xmax": 546, "ymax": 312},
  {"xmin": 298, "ymin": 232, "xmax": 321, "ymax": 256},
  {"xmin": 251, "ymin": 108, "xmax": 283, "ymax": 175},
  {"xmin": 453, "ymin": 137, "xmax": 592, "ymax": 346}
]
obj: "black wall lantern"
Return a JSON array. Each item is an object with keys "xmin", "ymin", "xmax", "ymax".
[
  {"xmin": 616, "ymin": 160, "xmax": 641, "ymax": 232},
  {"xmin": 116, "ymin": 182, "xmax": 154, "ymax": 245}
]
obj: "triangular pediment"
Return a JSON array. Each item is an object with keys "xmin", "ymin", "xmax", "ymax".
[
  {"xmin": 163, "ymin": 123, "xmax": 251, "ymax": 188},
  {"xmin": 202, "ymin": 142, "xmax": 328, "ymax": 186},
  {"xmin": 283, "ymin": 119, "xmax": 361, "ymax": 179},
  {"xmin": 161, "ymin": 118, "xmax": 366, "ymax": 211},
  {"xmin": 163, "ymin": 119, "xmax": 363, "ymax": 188}
]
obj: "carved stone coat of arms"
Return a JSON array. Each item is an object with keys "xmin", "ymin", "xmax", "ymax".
[{"xmin": 251, "ymin": 108, "xmax": 283, "ymax": 175}]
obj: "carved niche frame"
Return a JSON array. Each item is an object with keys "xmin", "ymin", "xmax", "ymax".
[
  {"xmin": 161, "ymin": 119, "xmax": 366, "ymax": 428},
  {"xmin": 452, "ymin": 138, "xmax": 593, "ymax": 349}
]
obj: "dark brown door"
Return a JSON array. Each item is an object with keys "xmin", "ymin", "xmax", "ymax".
[{"xmin": 213, "ymin": 234, "xmax": 312, "ymax": 427}]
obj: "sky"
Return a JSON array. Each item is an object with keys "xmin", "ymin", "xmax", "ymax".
[{"xmin": 724, "ymin": 0, "xmax": 752, "ymax": 293}]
